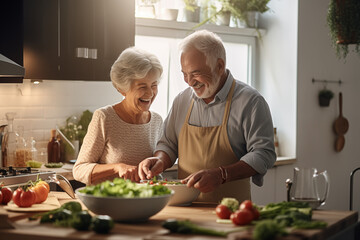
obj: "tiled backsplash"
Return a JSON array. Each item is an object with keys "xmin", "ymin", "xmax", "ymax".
[{"xmin": 0, "ymin": 79, "xmax": 121, "ymax": 148}]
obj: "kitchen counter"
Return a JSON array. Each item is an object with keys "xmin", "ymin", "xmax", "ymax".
[{"xmin": 0, "ymin": 192, "xmax": 358, "ymax": 240}]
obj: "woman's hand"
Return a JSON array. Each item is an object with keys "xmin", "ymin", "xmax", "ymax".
[
  {"xmin": 117, "ymin": 164, "xmax": 140, "ymax": 182},
  {"xmin": 138, "ymin": 157, "xmax": 164, "ymax": 180},
  {"xmin": 182, "ymin": 168, "xmax": 222, "ymax": 193}
]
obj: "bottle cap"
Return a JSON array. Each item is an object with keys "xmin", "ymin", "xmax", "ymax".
[{"xmin": 51, "ymin": 129, "xmax": 57, "ymax": 137}]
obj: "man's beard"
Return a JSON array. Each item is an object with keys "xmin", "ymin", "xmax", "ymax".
[{"xmin": 193, "ymin": 71, "xmax": 221, "ymax": 100}]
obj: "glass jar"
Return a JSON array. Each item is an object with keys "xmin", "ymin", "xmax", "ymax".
[{"xmin": 3, "ymin": 112, "xmax": 17, "ymax": 167}]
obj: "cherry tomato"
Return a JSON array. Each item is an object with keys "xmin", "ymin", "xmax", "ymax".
[
  {"xmin": 12, "ymin": 187, "xmax": 36, "ymax": 208},
  {"xmin": 239, "ymin": 200, "xmax": 253, "ymax": 210},
  {"xmin": 215, "ymin": 204, "xmax": 232, "ymax": 219},
  {"xmin": 251, "ymin": 207, "xmax": 260, "ymax": 220},
  {"xmin": 231, "ymin": 209, "xmax": 254, "ymax": 226},
  {"xmin": 0, "ymin": 187, "xmax": 13, "ymax": 205},
  {"xmin": 31, "ymin": 183, "xmax": 49, "ymax": 204}
]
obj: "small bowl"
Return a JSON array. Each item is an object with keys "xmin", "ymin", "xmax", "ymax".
[
  {"xmin": 162, "ymin": 181, "xmax": 200, "ymax": 206},
  {"xmin": 75, "ymin": 187, "xmax": 173, "ymax": 222}
]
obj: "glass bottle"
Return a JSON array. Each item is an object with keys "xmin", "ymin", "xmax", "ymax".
[
  {"xmin": 3, "ymin": 112, "xmax": 17, "ymax": 167},
  {"xmin": 48, "ymin": 129, "xmax": 60, "ymax": 163},
  {"xmin": 274, "ymin": 127, "xmax": 280, "ymax": 157},
  {"xmin": 30, "ymin": 137, "xmax": 38, "ymax": 162}
]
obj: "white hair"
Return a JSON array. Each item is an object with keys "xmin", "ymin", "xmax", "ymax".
[
  {"xmin": 179, "ymin": 30, "xmax": 226, "ymax": 71},
  {"xmin": 110, "ymin": 47, "xmax": 163, "ymax": 93}
]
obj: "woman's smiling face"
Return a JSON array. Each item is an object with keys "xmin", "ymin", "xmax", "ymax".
[{"xmin": 125, "ymin": 70, "xmax": 159, "ymax": 113}]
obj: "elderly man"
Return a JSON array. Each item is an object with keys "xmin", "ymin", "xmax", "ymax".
[{"xmin": 139, "ymin": 30, "xmax": 276, "ymax": 203}]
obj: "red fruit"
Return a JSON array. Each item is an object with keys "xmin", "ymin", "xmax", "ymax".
[
  {"xmin": 231, "ymin": 209, "xmax": 254, "ymax": 226},
  {"xmin": 239, "ymin": 200, "xmax": 253, "ymax": 210},
  {"xmin": 251, "ymin": 208, "xmax": 260, "ymax": 220},
  {"xmin": 1, "ymin": 187, "xmax": 13, "ymax": 204},
  {"xmin": 215, "ymin": 204, "xmax": 232, "ymax": 219},
  {"xmin": 12, "ymin": 187, "xmax": 36, "ymax": 208}
]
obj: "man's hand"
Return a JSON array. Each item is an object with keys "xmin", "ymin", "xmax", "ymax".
[
  {"xmin": 138, "ymin": 157, "xmax": 164, "ymax": 180},
  {"xmin": 117, "ymin": 164, "xmax": 140, "ymax": 182},
  {"xmin": 181, "ymin": 168, "xmax": 223, "ymax": 193}
]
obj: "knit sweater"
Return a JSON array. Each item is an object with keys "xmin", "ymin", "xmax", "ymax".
[{"xmin": 72, "ymin": 105, "xmax": 163, "ymax": 185}]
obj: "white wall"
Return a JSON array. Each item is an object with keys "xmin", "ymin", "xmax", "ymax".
[
  {"xmin": 297, "ymin": 0, "xmax": 360, "ymax": 211},
  {"xmin": 253, "ymin": 0, "xmax": 360, "ymax": 211},
  {"xmin": 0, "ymin": 80, "xmax": 121, "ymax": 148}
]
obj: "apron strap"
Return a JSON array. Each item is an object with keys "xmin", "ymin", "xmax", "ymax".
[
  {"xmin": 184, "ymin": 99, "xmax": 195, "ymax": 124},
  {"xmin": 222, "ymin": 80, "xmax": 236, "ymax": 126}
]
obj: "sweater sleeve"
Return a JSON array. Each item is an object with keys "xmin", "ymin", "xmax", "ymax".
[{"xmin": 72, "ymin": 109, "xmax": 106, "ymax": 185}]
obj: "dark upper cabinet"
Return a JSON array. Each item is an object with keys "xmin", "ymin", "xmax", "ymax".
[{"xmin": 24, "ymin": 0, "xmax": 135, "ymax": 81}]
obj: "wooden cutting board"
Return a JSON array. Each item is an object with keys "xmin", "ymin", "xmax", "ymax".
[{"xmin": 4, "ymin": 193, "xmax": 61, "ymax": 212}]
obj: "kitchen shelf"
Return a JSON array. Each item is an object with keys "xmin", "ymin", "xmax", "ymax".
[{"xmin": 135, "ymin": 18, "xmax": 266, "ymax": 41}]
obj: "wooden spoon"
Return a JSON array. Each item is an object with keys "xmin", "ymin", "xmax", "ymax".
[
  {"xmin": 333, "ymin": 92, "xmax": 349, "ymax": 135},
  {"xmin": 335, "ymin": 135, "xmax": 345, "ymax": 152}
]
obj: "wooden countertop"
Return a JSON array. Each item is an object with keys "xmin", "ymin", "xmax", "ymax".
[{"xmin": 0, "ymin": 192, "xmax": 358, "ymax": 240}]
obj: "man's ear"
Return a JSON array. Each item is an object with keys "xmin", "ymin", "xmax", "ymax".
[{"xmin": 216, "ymin": 58, "xmax": 225, "ymax": 76}]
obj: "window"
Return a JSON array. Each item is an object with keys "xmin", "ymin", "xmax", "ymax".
[{"xmin": 135, "ymin": 18, "xmax": 260, "ymax": 119}]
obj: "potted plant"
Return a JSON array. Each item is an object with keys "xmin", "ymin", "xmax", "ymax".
[
  {"xmin": 327, "ymin": 0, "xmax": 360, "ymax": 59},
  {"xmin": 183, "ymin": 0, "xmax": 201, "ymax": 22},
  {"xmin": 318, "ymin": 89, "xmax": 334, "ymax": 107},
  {"xmin": 196, "ymin": 0, "xmax": 270, "ymax": 27},
  {"xmin": 232, "ymin": 0, "xmax": 270, "ymax": 28},
  {"xmin": 136, "ymin": 0, "xmax": 160, "ymax": 19}
]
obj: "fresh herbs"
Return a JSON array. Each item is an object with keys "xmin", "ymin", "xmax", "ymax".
[
  {"xmin": 79, "ymin": 178, "xmax": 172, "ymax": 198},
  {"xmin": 252, "ymin": 201, "xmax": 327, "ymax": 239},
  {"xmin": 29, "ymin": 201, "xmax": 114, "ymax": 234}
]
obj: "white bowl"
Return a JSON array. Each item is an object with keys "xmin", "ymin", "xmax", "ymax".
[
  {"xmin": 165, "ymin": 184, "xmax": 200, "ymax": 206},
  {"xmin": 75, "ymin": 187, "xmax": 173, "ymax": 222}
]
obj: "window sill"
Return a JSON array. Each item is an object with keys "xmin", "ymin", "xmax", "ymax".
[
  {"xmin": 135, "ymin": 18, "xmax": 266, "ymax": 39},
  {"xmin": 273, "ymin": 156, "xmax": 296, "ymax": 167}
]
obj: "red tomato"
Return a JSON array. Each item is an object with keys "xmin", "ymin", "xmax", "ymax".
[
  {"xmin": 12, "ymin": 187, "xmax": 36, "ymax": 208},
  {"xmin": 0, "ymin": 191, "xmax": 3, "ymax": 203},
  {"xmin": 251, "ymin": 208, "xmax": 260, "ymax": 220},
  {"xmin": 0, "ymin": 187, "xmax": 13, "ymax": 205},
  {"xmin": 215, "ymin": 204, "xmax": 232, "ymax": 219},
  {"xmin": 239, "ymin": 200, "xmax": 253, "ymax": 210},
  {"xmin": 231, "ymin": 209, "xmax": 254, "ymax": 226},
  {"xmin": 31, "ymin": 183, "xmax": 49, "ymax": 204}
]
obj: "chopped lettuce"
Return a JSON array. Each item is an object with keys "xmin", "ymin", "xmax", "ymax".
[{"xmin": 79, "ymin": 178, "xmax": 172, "ymax": 197}]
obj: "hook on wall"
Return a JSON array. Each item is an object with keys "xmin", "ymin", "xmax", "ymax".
[{"xmin": 312, "ymin": 78, "xmax": 342, "ymax": 85}]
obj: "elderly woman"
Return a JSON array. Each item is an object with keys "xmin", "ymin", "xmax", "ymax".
[{"xmin": 73, "ymin": 47, "xmax": 163, "ymax": 185}]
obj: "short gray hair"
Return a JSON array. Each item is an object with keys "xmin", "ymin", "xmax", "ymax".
[
  {"xmin": 179, "ymin": 30, "xmax": 226, "ymax": 71},
  {"xmin": 110, "ymin": 47, "xmax": 163, "ymax": 93}
]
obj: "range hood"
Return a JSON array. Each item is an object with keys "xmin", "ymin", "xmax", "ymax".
[{"xmin": 0, "ymin": 54, "xmax": 24, "ymax": 83}]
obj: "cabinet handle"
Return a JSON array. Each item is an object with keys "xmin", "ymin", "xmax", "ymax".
[
  {"xmin": 76, "ymin": 48, "xmax": 88, "ymax": 58},
  {"xmin": 88, "ymin": 49, "xmax": 98, "ymax": 59}
]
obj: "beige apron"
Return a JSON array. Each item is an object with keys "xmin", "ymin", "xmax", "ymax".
[{"xmin": 178, "ymin": 80, "xmax": 250, "ymax": 203}]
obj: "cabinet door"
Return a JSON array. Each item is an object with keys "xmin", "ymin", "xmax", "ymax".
[
  {"xmin": 23, "ymin": 0, "xmax": 60, "ymax": 79},
  {"xmin": 23, "ymin": 0, "xmax": 135, "ymax": 81},
  {"xmin": 60, "ymin": 0, "xmax": 135, "ymax": 81}
]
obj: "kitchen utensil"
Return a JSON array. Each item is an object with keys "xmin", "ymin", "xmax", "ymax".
[
  {"xmin": 333, "ymin": 92, "xmax": 349, "ymax": 135},
  {"xmin": 75, "ymin": 187, "xmax": 173, "ymax": 222},
  {"xmin": 165, "ymin": 183, "xmax": 200, "ymax": 206},
  {"xmin": 335, "ymin": 135, "xmax": 345, "ymax": 152},
  {"xmin": 48, "ymin": 174, "xmax": 75, "ymax": 199},
  {"xmin": 288, "ymin": 167, "xmax": 330, "ymax": 209}
]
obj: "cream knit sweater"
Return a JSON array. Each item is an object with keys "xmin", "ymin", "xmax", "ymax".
[{"xmin": 73, "ymin": 105, "xmax": 163, "ymax": 185}]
